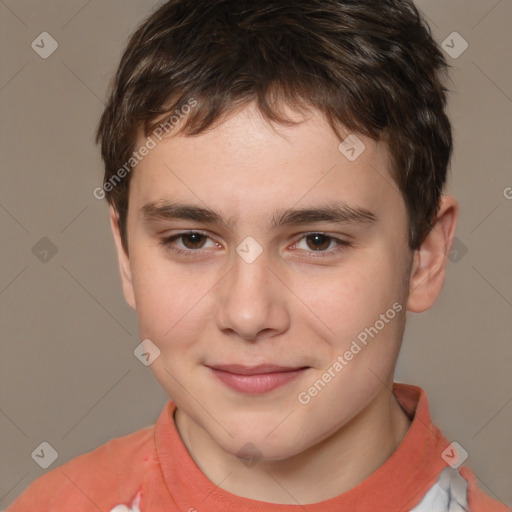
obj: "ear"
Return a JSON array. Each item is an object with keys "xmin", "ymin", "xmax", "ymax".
[
  {"xmin": 110, "ymin": 207, "xmax": 136, "ymax": 310},
  {"xmin": 407, "ymin": 195, "xmax": 458, "ymax": 313}
]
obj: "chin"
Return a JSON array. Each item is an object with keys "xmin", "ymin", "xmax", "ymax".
[
  {"xmin": 212, "ymin": 418, "xmax": 310, "ymax": 462},
  {"xmin": 223, "ymin": 437, "xmax": 303, "ymax": 463}
]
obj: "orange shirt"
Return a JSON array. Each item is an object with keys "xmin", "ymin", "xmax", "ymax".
[{"xmin": 6, "ymin": 383, "xmax": 509, "ymax": 511}]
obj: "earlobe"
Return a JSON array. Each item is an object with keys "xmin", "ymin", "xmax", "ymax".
[
  {"xmin": 109, "ymin": 207, "xmax": 136, "ymax": 310},
  {"xmin": 407, "ymin": 196, "xmax": 459, "ymax": 313}
]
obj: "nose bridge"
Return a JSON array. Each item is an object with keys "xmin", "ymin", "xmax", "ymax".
[
  {"xmin": 215, "ymin": 245, "xmax": 288, "ymax": 340},
  {"xmin": 227, "ymin": 247, "xmax": 272, "ymax": 306}
]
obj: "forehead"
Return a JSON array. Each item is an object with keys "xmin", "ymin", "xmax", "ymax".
[{"xmin": 129, "ymin": 103, "xmax": 402, "ymax": 225}]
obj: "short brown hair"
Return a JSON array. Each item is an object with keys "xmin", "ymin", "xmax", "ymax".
[{"xmin": 95, "ymin": 0, "xmax": 453, "ymax": 255}]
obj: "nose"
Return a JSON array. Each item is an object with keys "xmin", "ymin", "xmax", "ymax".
[{"xmin": 215, "ymin": 247, "xmax": 291, "ymax": 342}]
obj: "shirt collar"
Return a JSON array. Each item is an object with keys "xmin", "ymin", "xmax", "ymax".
[{"xmin": 154, "ymin": 383, "xmax": 450, "ymax": 511}]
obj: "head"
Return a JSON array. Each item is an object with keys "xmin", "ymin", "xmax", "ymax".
[{"xmin": 95, "ymin": 0, "xmax": 458, "ymax": 460}]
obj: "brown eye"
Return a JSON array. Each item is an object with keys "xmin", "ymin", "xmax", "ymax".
[
  {"xmin": 305, "ymin": 233, "xmax": 332, "ymax": 251},
  {"xmin": 181, "ymin": 232, "xmax": 207, "ymax": 249},
  {"xmin": 159, "ymin": 230, "xmax": 221, "ymax": 256}
]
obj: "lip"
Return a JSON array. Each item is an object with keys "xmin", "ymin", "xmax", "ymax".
[{"xmin": 206, "ymin": 364, "xmax": 309, "ymax": 394}]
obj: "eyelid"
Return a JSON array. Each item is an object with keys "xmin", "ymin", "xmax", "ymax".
[
  {"xmin": 159, "ymin": 229, "xmax": 353, "ymax": 258},
  {"xmin": 293, "ymin": 231, "xmax": 352, "ymax": 243},
  {"xmin": 158, "ymin": 230, "xmax": 222, "ymax": 252},
  {"xmin": 159, "ymin": 230, "xmax": 352, "ymax": 258},
  {"xmin": 288, "ymin": 232, "xmax": 352, "ymax": 257}
]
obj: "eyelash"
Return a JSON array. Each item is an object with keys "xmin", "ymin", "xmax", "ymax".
[{"xmin": 158, "ymin": 231, "xmax": 352, "ymax": 258}]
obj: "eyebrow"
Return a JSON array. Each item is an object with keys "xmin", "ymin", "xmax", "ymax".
[{"xmin": 141, "ymin": 200, "xmax": 378, "ymax": 229}]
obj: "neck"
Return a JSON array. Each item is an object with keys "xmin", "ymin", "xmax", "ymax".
[{"xmin": 174, "ymin": 384, "xmax": 412, "ymax": 505}]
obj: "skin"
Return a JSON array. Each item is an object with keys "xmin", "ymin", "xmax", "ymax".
[{"xmin": 110, "ymin": 102, "xmax": 458, "ymax": 504}]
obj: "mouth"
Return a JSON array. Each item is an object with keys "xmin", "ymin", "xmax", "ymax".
[{"xmin": 205, "ymin": 364, "xmax": 310, "ymax": 394}]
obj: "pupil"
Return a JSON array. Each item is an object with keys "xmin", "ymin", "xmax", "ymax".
[
  {"xmin": 184, "ymin": 233, "xmax": 205, "ymax": 248},
  {"xmin": 307, "ymin": 234, "xmax": 330, "ymax": 251}
]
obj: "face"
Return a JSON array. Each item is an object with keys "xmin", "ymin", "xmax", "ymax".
[{"xmin": 113, "ymin": 103, "xmax": 415, "ymax": 461}]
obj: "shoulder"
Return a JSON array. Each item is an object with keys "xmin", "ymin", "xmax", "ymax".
[
  {"xmin": 410, "ymin": 466, "xmax": 510, "ymax": 512},
  {"xmin": 6, "ymin": 425, "xmax": 154, "ymax": 512},
  {"xmin": 460, "ymin": 466, "xmax": 511, "ymax": 512}
]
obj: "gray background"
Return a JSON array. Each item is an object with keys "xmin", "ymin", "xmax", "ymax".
[{"xmin": 1, "ymin": 0, "xmax": 511, "ymax": 508}]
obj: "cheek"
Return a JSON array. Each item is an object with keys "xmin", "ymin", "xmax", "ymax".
[
  {"xmin": 129, "ymin": 252, "xmax": 208, "ymax": 342},
  {"xmin": 291, "ymin": 258, "xmax": 400, "ymax": 345}
]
